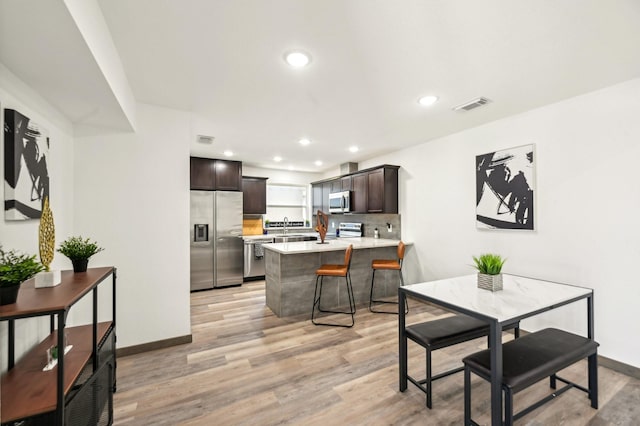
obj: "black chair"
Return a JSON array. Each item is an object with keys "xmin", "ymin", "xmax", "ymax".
[
  {"xmin": 405, "ymin": 315, "xmax": 520, "ymax": 409},
  {"xmin": 311, "ymin": 245, "xmax": 355, "ymax": 327},
  {"xmin": 369, "ymin": 241, "xmax": 408, "ymax": 314}
]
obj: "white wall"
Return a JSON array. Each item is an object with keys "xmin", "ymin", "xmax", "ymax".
[
  {"xmin": 359, "ymin": 77, "xmax": 640, "ymax": 367},
  {"xmin": 0, "ymin": 63, "xmax": 76, "ymax": 370},
  {"xmin": 242, "ymin": 165, "xmax": 322, "ymax": 186},
  {"xmin": 74, "ymin": 102, "xmax": 191, "ymax": 348}
]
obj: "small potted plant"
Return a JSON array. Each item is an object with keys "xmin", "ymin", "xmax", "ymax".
[
  {"xmin": 472, "ymin": 253, "xmax": 506, "ymax": 292},
  {"xmin": 57, "ymin": 236, "xmax": 104, "ymax": 273},
  {"xmin": 0, "ymin": 246, "xmax": 44, "ymax": 305}
]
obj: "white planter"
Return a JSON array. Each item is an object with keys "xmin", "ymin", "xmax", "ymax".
[
  {"xmin": 35, "ymin": 270, "xmax": 62, "ymax": 288},
  {"xmin": 477, "ymin": 273, "xmax": 503, "ymax": 292}
]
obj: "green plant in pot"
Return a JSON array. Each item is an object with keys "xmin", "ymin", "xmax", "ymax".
[
  {"xmin": 57, "ymin": 236, "xmax": 104, "ymax": 273},
  {"xmin": 0, "ymin": 247, "xmax": 44, "ymax": 305},
  {"xmin": 472, "ymin": 253, "xmax": 506, "ymax": 292}
]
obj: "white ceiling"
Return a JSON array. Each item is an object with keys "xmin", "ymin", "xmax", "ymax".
[{"xmin": 3, "ymin": 1, "xmax": 640, "ymax": 172}]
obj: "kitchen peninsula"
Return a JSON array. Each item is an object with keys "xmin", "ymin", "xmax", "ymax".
[{"xmin": 265, "ymin": 237, "xmax": 407, "ymax": 317}]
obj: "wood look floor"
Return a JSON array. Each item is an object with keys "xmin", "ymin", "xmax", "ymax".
[{"xmin": 114, "ymin": 281, "xmax": 640, "ymax": 425}]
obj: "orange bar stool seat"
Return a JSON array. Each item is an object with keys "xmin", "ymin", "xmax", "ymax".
[
  {"xmin": 311, "ymin": 245, "xmax": 356, "ymax": 327},
  {"xmin": 369, "ymin": 241, "xmax": 408, "ymax": 314}
]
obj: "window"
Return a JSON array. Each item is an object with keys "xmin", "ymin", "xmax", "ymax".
[{"xmin": 265, "ymin": 184, "xmax": 309, "ymax": 227}]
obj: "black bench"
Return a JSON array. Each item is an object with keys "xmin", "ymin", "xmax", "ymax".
[
  {"xmin": 463, "ymin": 328, "xmax": 599, "ymax": 425},
  {"xmin": 404, "ymin": 315, "xmax": 520, "ymax": 408}
]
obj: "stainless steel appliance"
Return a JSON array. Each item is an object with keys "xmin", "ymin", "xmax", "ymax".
[
  {"xmin": 329, "ymin": 190, "xmax": 351, "ymax": 213},
  {"xmin": 190, "ymin": 191, "xmax": 244, "ymax": 290},
  {"xmin": 244, "ymin": 236, "xmax": 274, "ymax": 279},
  {"xmin": 338, "ymin": 222, "xmax": 363, "ymax": 237}
]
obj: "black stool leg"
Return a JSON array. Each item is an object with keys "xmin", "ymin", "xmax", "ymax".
[
  {"xmin": 346, "ymin": 272, "xmax": 355, "ymax": 327},
  {"xmin": 312, "ymin": 274, "xmax": 355, "ymax": 328},
  {"xmin": 311, "ymin": 275, "xmax": 323, "ymax": 324},
  {"xmin": 370, "ymin": 268, "xmax": 404, "ymax": 314},
  {"xmin": 369, "ymin": 269, "xmax": 377, "ymax": 311}
]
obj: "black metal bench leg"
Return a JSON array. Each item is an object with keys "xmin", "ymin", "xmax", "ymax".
[
  {"xmin": 588, "ymin": 353, "xmax": 598, "ymax": 408},
  {"xmin": 426, "ymin": 348, "xmax": 433, "ymax": 408},
  {"xmin": 550, "ymin": 373, "xmax": 557, "ymax": 389},
  {"xmin": 514, "ymin": 326, "xmax": 520, "ymax": 339},
  {"xmin": 464, "ymin": 366, "xmax": 472, "ymax": 425},
  {"xmin": 505, "ymin": 388, "xmax": 514, "ymax": 426}
]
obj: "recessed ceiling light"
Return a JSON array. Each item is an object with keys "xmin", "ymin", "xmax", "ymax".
[
  {"xmin": 349, "ymin": 146, "xmax": 359, "ymax": 153},
  {"xmin": 314, "ymin": 160, "xmax": 323, "ymax": 166},
  {"xmin": 223, "ymin": 150, "xmax": 233, "ymax": 157},
  {"xmin": 299, "ymin": 138, "xmax": 311, "ymax": 146},
  {"xmin": 273, "ymin": 156, "xmax": 282, "ymax": 162},
  {"xmin": 418, "ymin": 95, "xmax": 439, "ymax": 107},
  {"xmin": 285, "ymin": 51, "xmax": 311, "ymax": 68}
]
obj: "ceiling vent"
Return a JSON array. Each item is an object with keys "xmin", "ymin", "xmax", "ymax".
[
  {"xmin": 452, "ymin": 97, "xmax": 492, "ymax": 112},
  {"xmin": 197, "ymin": 134, "xmax": 215, "ymax": 144}
]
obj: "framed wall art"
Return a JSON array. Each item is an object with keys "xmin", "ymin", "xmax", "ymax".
[
  {"xmin": 4, "ymin": 108, "xmax": 50, "ymax": 220},
  {"xmin": 476, "ymin": 144, "xmax": 535, "ymax": 230}
]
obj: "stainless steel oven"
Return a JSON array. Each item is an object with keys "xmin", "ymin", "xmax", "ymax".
[{"xmin": 329, "ymin": 191, "xmax": 351, "ymax": 213}]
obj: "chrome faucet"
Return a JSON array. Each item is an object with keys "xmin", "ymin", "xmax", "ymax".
[{"xmin": 284, "ymin": 217, "xmax": 289, "ymax": 234}]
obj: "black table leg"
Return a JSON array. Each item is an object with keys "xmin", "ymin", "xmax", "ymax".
[
  {"xmin": 489, "ymin": 320, "xmax": 502, "ymax": 425},
  {"xmin": 399, "ymin": 289, "xmax": 408, "ymax": 392}
]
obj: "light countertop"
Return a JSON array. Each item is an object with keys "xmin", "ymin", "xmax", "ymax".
[
  {"xmin": 402, "ymin": 274, "xmax": 592, "ymax": 323},
  {"xmin": 263, "ymin": 237, "xmax": 405, "ymax": 254}
]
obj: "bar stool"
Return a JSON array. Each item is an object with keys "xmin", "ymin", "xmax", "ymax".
[
  {"xmin": 369, "ymin": 241, "xmax": 408, "ymax": 314},
  {"xmin": 311, "ymin": 244, "xmax": 355, "ymax": 327}
]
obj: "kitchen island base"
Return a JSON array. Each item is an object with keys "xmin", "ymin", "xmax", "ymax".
[{"xmin": 265, "ymin": 239, "xmax": 406, "ymax": 317}]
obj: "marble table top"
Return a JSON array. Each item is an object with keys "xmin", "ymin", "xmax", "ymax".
[
  {"xmin": 263, "ymin": 237, "xmax": 405, "ymax": 254},
  {"xmin": 402, "ymin": 274, "xmax": 592, "ymax": 323}
]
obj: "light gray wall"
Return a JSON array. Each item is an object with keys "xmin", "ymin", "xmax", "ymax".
[
  {"xmin": 0, "ymin": 63, "xmax": 77, "ymax": 371},
  {"xmin": 74, "ymin": 102, "xmax": 191, "ymax": 348},
  {"xmin": 359, "ymin": 77, "xmax": 640, "ymax": 368}
]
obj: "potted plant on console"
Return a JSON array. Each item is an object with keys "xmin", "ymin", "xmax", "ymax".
[
  {"xmin": 57, "ymin": 236, "xmax": 104, "ymax": 273},
  {"xmin": 472, "ymin": 253, "xmax": 506, "ymax": 292},
  {"xmin": 0, "ymin": 246, "xmax": 44, "ymax": 305}
]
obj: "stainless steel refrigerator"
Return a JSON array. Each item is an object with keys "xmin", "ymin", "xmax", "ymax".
[{"xmin": 190, "ymin": 191, "xmax": 244, "ymax": 290}]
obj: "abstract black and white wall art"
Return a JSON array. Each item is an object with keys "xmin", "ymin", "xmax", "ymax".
[
  {"xmin": 476, "ymin": 144, "xmax": 534, "ymax": 230},
  {"xmin": 4, "ymin": 108, "xmax": 50, "ymax": 220}
]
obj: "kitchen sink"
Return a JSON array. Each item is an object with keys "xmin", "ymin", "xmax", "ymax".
[{"xmin": 273, "ymin": 234, "xmax": 318, "ymax": 243}]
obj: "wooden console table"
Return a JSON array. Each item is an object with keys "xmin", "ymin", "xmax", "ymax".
[{"xmin": 1, "ymin": 267, "xmax": 117, "ymax": 426}]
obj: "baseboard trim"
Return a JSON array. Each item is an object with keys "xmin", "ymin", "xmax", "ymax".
[
  {"xmin": 599, "ymin": 355, "xmax": 640, "ymax": 380},
  {"xmin": 116, "ymin": 334, "xmax": 193, "ymax": 357}
]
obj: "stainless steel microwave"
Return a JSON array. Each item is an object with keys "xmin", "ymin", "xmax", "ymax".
[{"xmin": 329, "ymin": 191, "xmax": 351, "ymax": 213}]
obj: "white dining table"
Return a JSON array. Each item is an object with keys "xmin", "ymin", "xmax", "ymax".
[{"xmin": 398, "ymin": 274, "xmax": 594, "ymax": 425}]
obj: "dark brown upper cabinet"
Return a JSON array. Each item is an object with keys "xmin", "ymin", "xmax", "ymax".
[
  {"xmin": 214, "ymin": 159, "xmax": 242, "ymax": 191},
  {"xmin": 190, "ymin": 157, "xmax": 216, "ymax": 190},
  {"xmin": 366, "ymin": 165, "xmax": 398, "ymax": 213},
  {"xmin": 351, "ymin": 173, "xmax": 368, "ymax": 213},
  {"xmin": 190, "ymin": 157, "xmax": 242, "ymax": 191},
  {"xmin": 242, "ymin": 176, "xmax": 268, "ymax": 214},
  {"xmin": 311, "ymin": 164, "xmax": 399, "ymax": 214}
]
